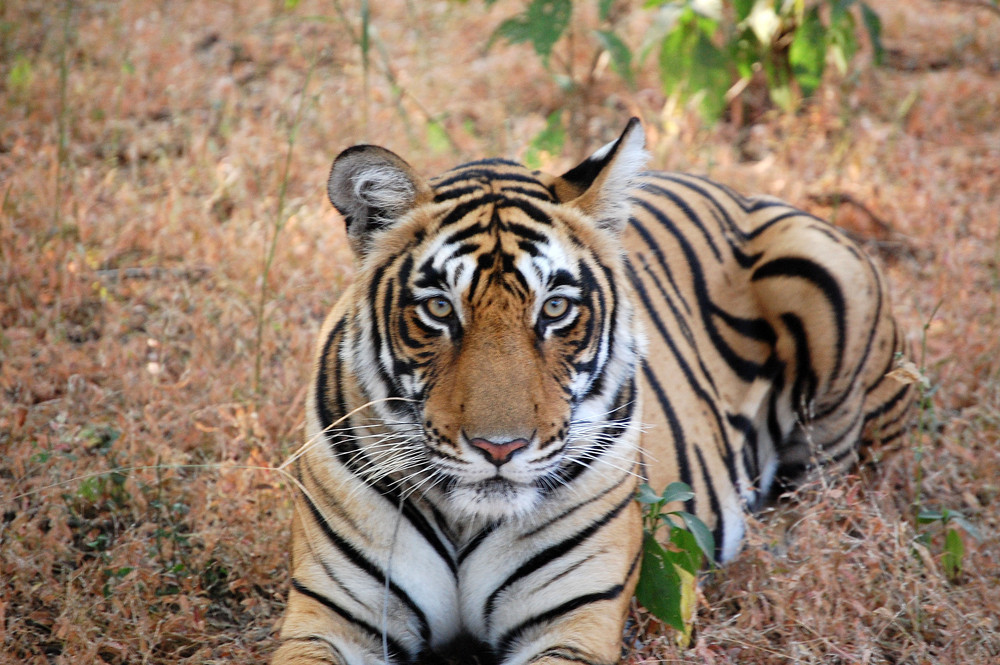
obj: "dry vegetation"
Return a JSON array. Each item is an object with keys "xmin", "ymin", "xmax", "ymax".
[{"xmin": 2, "ymin": 1, "xmax": 998, "ymax": 663}]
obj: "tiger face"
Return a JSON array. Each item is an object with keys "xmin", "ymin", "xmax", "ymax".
[{"xmin": 332, "ymin": 146, "xmax": 644, "ymax": 522}]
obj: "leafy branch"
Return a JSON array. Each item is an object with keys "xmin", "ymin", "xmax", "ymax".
[
  {"xmin": 635, "ymin": 482, "xmax": 714, "ymax": 646},
  {"xmin": 487, "ymin": 0, "xmax": 887, "ymax": 124}
]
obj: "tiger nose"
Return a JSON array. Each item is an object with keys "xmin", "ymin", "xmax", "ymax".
[{"xmin": 469, "ymin": 437, "xmax": 529, "ymax": 466}]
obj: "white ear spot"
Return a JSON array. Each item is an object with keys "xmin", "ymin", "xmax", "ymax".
[
  {"xmin": 352, "ymin": 165, "xmax": 418, "ymax": 224},
  {"xmin": 598, "ymin": 122, "xmax": 648, "ymax": 206},
  {"xmin": 327, "ymin": 144, "xmax": 427, "ymax": 256},
  {"xmin": 580, "ymin": 120, "xmax": 648, "ymax": 230}
]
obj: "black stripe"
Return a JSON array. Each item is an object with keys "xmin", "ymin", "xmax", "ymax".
[
  {"xmin": 640, "ymin": 361, "xmax": 692, "ymax": 492},
  {"xmin": 630, "ymin": 254, "xmax": 716, "ymax": 396},
  {"xmin": 627, "ymin": 259, "xmax": 741, "ymax": 498},
  {"xmin": 727, "ymin": 412, "xmax": 759, "ymax": 484},
  {"xmin": 639, "ymin": 182, "xmax": 723, "ymax": 262},
  {"xmin": 434, "ymin": 167, "xmax": 542, "ymax": 191},
  {"xmin": 745, "ymin": 209, "xmax": 802, "ymax": 239},
  {"xmin": 497, "ymin": 547, "xmax": 641, "ymax": 659},
  {"xmin": 863, "ymin": 383, "xmax": 914, "ymax": 426},
  {"xmin": 290, "ymin": 579, "xmax": 409, "ymax": 661},
  {"xmin": 753, "ymin": 256, "xmax": 846, "ymax": 383},
  {"xmin": 779, "ymin": 312, "xmax": 819, "ymax": 411},
  {"xmin": 506, "ymin": 221, "xmax": 548, "ymax": 244},
  {"xmin": 440, "ymin": 194, "xmax": 500, "ymax": 227},
  {"xmin": 496, "ymin": 585, "xmax": 625, "ymax": 657},
  {"xmin": 647, "ymin": 173, "xmax": 765, "ymax": 268},
  {"xmin": 315, "ymin": 317, "xmax": 348, "ymax": 446},
  {"xmin": 526, "ymin": 646, "xmax": 610, "ymax": 665},
  {"xmin": 499, "ymin": 198, "xmax": 552, "ymax": 226},
  {"xmin": 434, "ymin": 184, "xmax": 481, "ymax": 202},
  {"xmin": 523, "ymin": 470, "xmax": 631, "ymax": 539},
  {"xmin": 458, "ymin": 523, "xmax": 501, "ymax": 566},
  {"xmin": 504, "ymin": 185, "xmax": 555, "ymax": 202},
  {"xmin": 633, "ymin": 198, "xmax": 764, "ymax": 382},
  {"xmin": 692, "ymin": 444, "xmax": 727, "ymax": 561},
  {"xmin": 299, "ymin": 489, "xmax": 432, "ymax": 642},
  {"xmin": 483, "ymin": 491, "xmax": 635, "ymax": 626},
  {"xmin": 629, "ymin": 216, "xmax": 692, "ymax": 316},
  {"xmin": 365, "ymin": 263, "xmax": 405, "ymax": 403},
  {"xmin": 278, "ymin": 634, "xmax": 347, "ymax": 664}
]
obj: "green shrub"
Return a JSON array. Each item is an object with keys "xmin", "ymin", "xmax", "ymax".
[{"xmin": 487, "ymin": 0, "xmax": 885, "ymax": 123}]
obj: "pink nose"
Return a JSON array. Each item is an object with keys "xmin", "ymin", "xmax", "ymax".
[{"xmin": 469, "ymin": 437, "xmax": 529, "ymax": 466}]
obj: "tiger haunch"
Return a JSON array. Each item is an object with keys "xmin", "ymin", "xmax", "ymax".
[{"xmin": 272, "ymin": 118, "xmax": 912, "ymax": 665}]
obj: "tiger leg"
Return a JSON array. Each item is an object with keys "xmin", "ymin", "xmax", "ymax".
[
  {"xmin": 271, "ymin": 506, "xmax": 397, "ymax": 665},
  {"xmin": 747, "ymin": 214, "xmax": 906, "ymax": 483},
  {"xmin": 483, "ymin": 500, "xmax": 643, "ymax": 665}
]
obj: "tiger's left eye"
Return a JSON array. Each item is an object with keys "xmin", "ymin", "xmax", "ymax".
[
  {"xmin": 424, "ymin": 297, "xmax": 454, "ymax": 320},
  {"xmin": 542, "ymin": 296, "xmax": 570, "ymax": 320}
]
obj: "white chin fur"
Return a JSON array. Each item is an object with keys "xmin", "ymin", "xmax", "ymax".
[{"xmin": 447, "ymin": 481, "xmax": 542, "ymax": 522}]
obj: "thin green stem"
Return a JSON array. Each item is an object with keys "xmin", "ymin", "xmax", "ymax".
[
  {"xmin": 52, "ymin": 0, "xmax": 73, "ymax": 235},
  {"xmin": 253, "ymin": 52, "xmax": 322, "ymax": 398},
  {"xmin": 361, "ymin": 0, "xmax": 371, "ymax": 140},
  {"xmin": 912, "ymin": 300, "xmax": 942, "ymax": 524}
]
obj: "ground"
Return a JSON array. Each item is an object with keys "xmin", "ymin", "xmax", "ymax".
[{"xmin": 1, "ymin": 1, "xmax": 998, "ymax": 663}]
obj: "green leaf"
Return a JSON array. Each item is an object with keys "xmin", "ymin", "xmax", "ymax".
[
  {"xmin": 595, "ymin": 29, "xmax": 635, "ymax": 88},
  {"xmin": 942, "ymin": 527, "xmax": 965, "ymax": 581},
  {"xmin": 672, "ymin": 557, "xmax": 699, "ymax": 649},
  {"xmin": 426, "ymin": 120, "xmax": 451, "ymax": 155},
  {"xmin": 635, "ymin": 533, "xmax": 685, "ymax": 630},
  {"xmin": 828, "ymin": 3, "xmax": 859, "ymax": 75},
  {"xmin": 599, "ymin": 0, "xmax": 615, "ymax": 22},
  {"xmin": 860, "ymin": 3, "xmax": 884, "ymax": 66},
  {"xmin": 659, "ymin": 481, "xmax": 695, "ymax": 506},
  {"xmin": 732, "ymin": 0, "xmax": 756, "ymax": 22},
  {"xmin": 668, "ymin": 523, "xmax": 703, "ymax": 575},
  {"xmin": 789, "ymin": 6, "xmax": 826, "ymax": 99},
  {"xmin": 917, "ymin": 508, "xmax": 946, "ymax": 524},
  {"xmin": 636, "ymin": 482, "xmax": 665, "ymax": 505},
  {"xmin": 686, "ymin": 28, "xmax": 730, "ymax": 121},
  {"xmin": 491, "ymin": 0, "xmax": 572, "ymax": 63},
  {"xmin": 523, "ymin": 111, "xmax": 565, "ymax": 169},
  {"xmin": 947, "ymin": 513, "xmax": 983, "ymax": 543},
  {"xmin": 7, "ymin": 55, "xmax": 33, "ymax": 95},
  {"xmin": 676, "ymin": 510, "xmax": 716, "ymax": 562},
  {"xmin": 78, "ymin": 476, "xmax": 105, "ymax": 503},
  {"xmin": 658, "ymin": 10, "xmax": 696, "ymax": 97}
]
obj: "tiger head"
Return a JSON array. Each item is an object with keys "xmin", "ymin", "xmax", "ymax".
[{"xmin": 325, "ymin": 120, "xmax": 648, "ymax": 522}]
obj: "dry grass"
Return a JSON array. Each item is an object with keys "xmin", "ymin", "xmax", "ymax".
[{"xmin": 2, "ymin": 1, "xmax": 998, "ymax": 663}]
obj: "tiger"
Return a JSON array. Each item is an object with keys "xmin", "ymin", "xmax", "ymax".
[{"xmin": 271, "ymin": 119, "xmax": 913, "ymax": 665}]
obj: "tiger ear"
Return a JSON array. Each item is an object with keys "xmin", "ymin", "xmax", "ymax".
[
  {"xmin": 327, "ymin": 145, "xmax": 432, "ymax": 256},
  {"xmin": 551, "ymin": 118, "xmax": 647, "ymax": 233}
]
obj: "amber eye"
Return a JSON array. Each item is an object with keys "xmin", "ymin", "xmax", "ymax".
[
  {"xmin": 424, "ymin": 297, "xmax": 454, "ymax": 320},
  {"xmin": 542, "ymin": 296, "xmax": 570, "ymax": 320}
]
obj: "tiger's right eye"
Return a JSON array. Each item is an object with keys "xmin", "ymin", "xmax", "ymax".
[{"xmin": 424, "ymin": 297, "xmax": 454, "ymax": 320}]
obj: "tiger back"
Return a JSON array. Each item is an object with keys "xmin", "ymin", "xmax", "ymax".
[{"xmin": 271, "ymin": 119, "xmax": 912, "ymax": 665}]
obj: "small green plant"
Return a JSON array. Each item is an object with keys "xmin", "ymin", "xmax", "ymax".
[
  {"xmin": 486, "ymin": 0, "xmax": 884, "ymax": 124},
  {"xmin": 253, "ymin": 50, "xmax": 321, "ymax": 397},
  {"xmin": 487, "ymin": 0, "xmax": 633, "ymax": 87},
  {"xmin": 650, "ymin": 0, "xmax": 884, "ymax": 120},
  {"xmin": 634, "ymin": 482, "xmax": 714, "ymax": 645},
  {"xmin": 901, "ymin": 302, "xmax": 983, "ymax": 583},
  {"xmin": 490, "ymin": 0, "xmax": 573, "ymax": 66},
  {"xmin": 916, "ymin": 507, "xmax": 982, "ymax": 582},
  {"xmin": 523, "ymin": 110, "xmax": 567, "ymax": 169}
]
